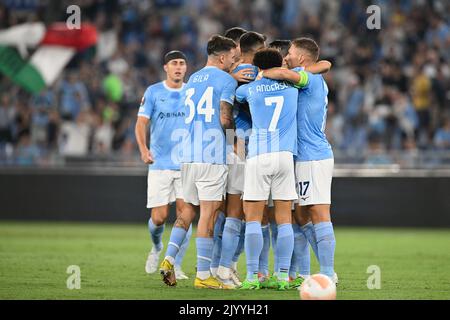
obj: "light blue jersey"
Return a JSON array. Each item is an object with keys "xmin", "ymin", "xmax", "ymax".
[
  {"xmin": 180, "ymin": 66, "xmax": 237, "ymax": 164},
  {"xmin": 137, "ymin": 81, "xmax": 186, "ymax": 170},
  {"xmin": 236, "ymin": 78, "xmax": 298, "ymax": 158},
  {"xmin": 294, "ymin": 69, "xmax": 333, "ymax": 161},
  {"xmin": 232, "ymin": 64, "xmax": 258, "ymax": 141}
]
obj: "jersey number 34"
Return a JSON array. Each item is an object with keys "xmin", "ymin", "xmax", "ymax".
[{"xmin": 185, "ymin": 87, "xmax": 215, "ymax": 124}]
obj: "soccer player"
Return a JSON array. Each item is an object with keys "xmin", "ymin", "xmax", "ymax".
[
  {"xmin": 236, "ymin": 48, "xmax": 299, "ymax": 290},
  {"xmin": 261, "ymin": 38, "xmax": 337, "ymax": 284},
  {"xmin": 135, "ymin": 51, "xmax": 192, "ymax": 280},
  {"xmin": 214, "ymin": 31, "xmax": 266, "ymax": 289},
  {"xmin": 261, "ymin": 39, "xmax": 332, "ymax": 289},
  {"xmin": 159, "ymin": 35, "xmax": 238, "ymax": 289},
  {"xmin": 209, "ymin": 27, "xmax": 253, "ymax": 283}
]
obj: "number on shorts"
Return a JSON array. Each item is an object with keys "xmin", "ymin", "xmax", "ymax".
[{"xmin": 299, "ymin": 181, "xmax": 310, "ymax": 196}]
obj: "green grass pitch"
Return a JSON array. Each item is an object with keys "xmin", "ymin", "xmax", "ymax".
[{"xmin": 1, "ymin": 221, "xmax": 450, "ymax": 300}]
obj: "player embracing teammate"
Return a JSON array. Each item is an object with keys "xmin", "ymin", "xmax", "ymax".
[{"xmin": 136, "ymin": 31, "xmax": 336, "ymax": 290}]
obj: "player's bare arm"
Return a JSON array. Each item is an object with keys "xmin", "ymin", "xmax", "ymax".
[
  {"xmin": 260, "ymin": 67, "xmax": 300, "ymax": 83},
  {"xmin": 231, "ymin": 67, "xmax": 256, "ymax": 83},
  {"xmin": 261, "ymin": 60, "xmax": 331, "ymax": 84},
  {"xmin": 135, "ymin": 116, "xmax": 154, "ymax": 164},
  {"xmin": 220, "ymin": 101, "xmax": 235, "ymax": 130},
  {"xmin": 305, "ymin": 60, "xmax": 332, "ymax": 74}
]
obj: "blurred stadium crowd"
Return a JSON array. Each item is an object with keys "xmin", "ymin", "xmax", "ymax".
[{"xmin": 0, "ymin": 0, "xmax": 449, "ymax": 166}]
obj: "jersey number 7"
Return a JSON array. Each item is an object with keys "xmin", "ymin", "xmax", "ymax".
[
  {"xmin": 185, "ymin": 87, "xmax": 215, "ymax": 123},
  {"xmin": 264, "ymin": 96, "xmax": 284, "ymax": 131}
]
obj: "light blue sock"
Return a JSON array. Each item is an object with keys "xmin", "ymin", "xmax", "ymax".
[
  {"xmin": 276, "ymin": 223, "xmax": 294, "ymax": 279},
  {"xmin": 219, "ymin": 217, "xmax": 241, "ymax": 268},
  {"xmin": 289, "ymin": 250, "xmax": 297, "ymax": 279},
  {"xmin": 259, "ymin": 224, "xmax": 270, "ymax": 276},
  {"xmin": 196, "ymin": 237, "xmax": 214, "ymax": 272},
  {"xmin": 165, "ymin": 226, "xmax": 187, "ymax": 259},
  {"xmin": 314, "ymin": 222, "xmax": 336, "ymax": 277},
  {"xmin": 232, "ymin": 221, "xmax": 246, "ymax": 264},
  {"xmin": 148, "ymin": 217, "xmax": 164, "ymax": 251},
  {"xmin": 175, "ymin": 223, "xmax": 192, "ymax": 268},
  {"xmin": 301, "ymin": 222, "xmax": 319, "ymax": 261},
  {"xmin": 245, "ymin": 221, "xmax": 263, "ymax": 281},
  {"xmin": 211, "ymin": 211, "xmax": 226, "ymax": 269},
  {"xmin": 293, "ymin": 223, "xmax": 310, "ymax": 276},
  {"xmin": 270, "ymin": 222, "xmax": 278, "ymax": 274}
]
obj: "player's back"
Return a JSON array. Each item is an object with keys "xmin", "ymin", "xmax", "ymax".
[
  {"xmin": 236, "ymin": 77, "xmax": 298, "ymax": 158},
  {"xmin": 296, "ymin": 72, "xmax": 332, "ymax": 161},
  {"xmin": 182, "ymin": 66, "xmax": 237, "ymax": 164}
]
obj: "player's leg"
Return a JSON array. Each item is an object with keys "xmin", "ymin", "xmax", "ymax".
[
  {"xmin": 216, "ymin": 193, "xmax": 243, "ymax": 287},
  {"xmin": 231, "ymin": 221, "xmax": 245, "ymax": 273},
  {"xmin": 174, "ymin": 198, "xmax": 192, "ymax": 280},
  {"xmin": 160, "ymin": 164, "xmax": 198, "ymax": 286},
  {"xmin": 273, "ymin": 200, "xmax": 294, "ymax": 289},
  {"xmin": 145, "ymin": 170, "xmax": 173, "ymax": 274},
  {"xmin": 295, "ymin": 204, "xmax": 319, "ymax": 260},
  {"xmin": 268, "ymin": 204, "xmax": 278, "ymax": 276},
  {"xmin": 221, "ymin": 151, "xmax": 246, "ymax": 284},
  {"xmin": 240, "ymin": 200, "xmax": 265, "ymax": 289},
  {"xmin": 260, "ymin": 204, "xmax": 278, "ymax": 289},
  {"xmin": 289, "ymin": 215, "xmax": 311, "ymax": 289},
  {"xmin": 310, "ymin": 204, "xmax": 336, "ymax": 280},
  {"xmin": 271, "ymin": 152, "xmax": 298, "ymax": 290},
  {"xmin": 210, "ymin": 203, "xmax": 226, "ymax": 277},
  {"xmin": 160, "ymin": 202, "xmax": 197, "ymax": 286},
  {"xmin": 146, "ymin": 205, "xmax": 169, "ymax": 273},
  {"xmin": 259, "ymin": 206, "xmax": 270, "ymax": 280},
  {"xmin": 239, "ymin": 153, "xmax": 271, "ymax": 290},
  {"xmin": 193, "ymin": 163, "xmax": 229, "ymax": 289},
  {"xmin": 300, "ymin": 158, "xmax": 336, "ymax": 283}
]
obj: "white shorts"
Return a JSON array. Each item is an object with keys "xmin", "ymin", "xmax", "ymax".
[
  {"xmin": 181, "ymin": 163, "xmax": 228, "ymax": 206},
  {"xmin": 296, "ymin": 158, "xmax": 334, "ymax": 206},
  {"xmin": 227, "ymin": 152, "xmax": 245, "ymax": 195},
  {"xmin": 243, "ymin": 151, "xmax": 297, "ymax": 201},
  {"xmin": 147, "ymin": 169, "xmax": 183, "ymax": 208}
]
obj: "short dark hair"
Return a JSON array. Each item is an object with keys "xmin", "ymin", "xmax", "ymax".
[
  {"xmin": 224, "ymin": 27, "xmax": 247, "ymax": 42},
  {"xmin": 268, "ymin": 39, "xmax": 291, "ymax": 57},
  {"xmin": 239, "ymin": 31, "xmax": 266, "ymax": 53},
  {"xmin": 253, "ymin": 48, "xmax": 283, "ymax": 70},
  {"xmin": 164, "ymin": 50, "xmax": 187, "ymax": 64},
  {"xmin": 207, "ymin": 35, "xmax": 237, "ymax": 55},
  {"xmin": 291, "ymin": 37, "xmax": 319, "ymax": 61}
]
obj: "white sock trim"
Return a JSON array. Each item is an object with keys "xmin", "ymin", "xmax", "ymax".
[
  {"xmin": 168, "ymin": 242, "xmax": 180, "ymax": 250},
  {"xmin": 197, "ymin": 255, "xmax": 212, "ymax": 262}
]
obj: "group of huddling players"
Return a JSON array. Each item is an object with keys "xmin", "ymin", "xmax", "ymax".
[{"xmin": 135, "ymin": 26, "xmax": 337, "ymax": 290}]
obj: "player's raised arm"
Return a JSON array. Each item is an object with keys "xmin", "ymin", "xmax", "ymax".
[
  {"xmin": 260, "ymin": 67, "xmax": 303, "ymax": 84},
  {"xmin": 305, "ymin": 60, "xmax": 332, "ymax": 74},
  {"xmin": 135, "ymin": 116, "xmax": 154, "ymax": 164}
]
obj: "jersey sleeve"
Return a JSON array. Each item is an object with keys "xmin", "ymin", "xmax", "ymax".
[
  {"xmin": 220, "ymin": 76, "xmax": 238, "ymax": 105},
  {"xmin": 137, "ymin": 88, "xmax": 154, "ymax": 119},
  {"xmin": 235, "ymin": 84, "xmax": 247, "ymax": 103}
]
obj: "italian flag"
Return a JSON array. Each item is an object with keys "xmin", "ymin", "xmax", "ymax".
[{"xmin": 0, "ymin": 22, "xmax": 97, "ymax": 94}]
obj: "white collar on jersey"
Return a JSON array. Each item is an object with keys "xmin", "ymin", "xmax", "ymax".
[{"xmin": 163, "ymin": 81, "xmax": 185, "ymax": 92}]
